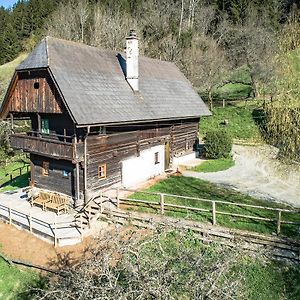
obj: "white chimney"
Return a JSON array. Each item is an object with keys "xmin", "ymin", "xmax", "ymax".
[{"xmin": 126, "ymin": 30, "xmax": 139, "ymax": 92}]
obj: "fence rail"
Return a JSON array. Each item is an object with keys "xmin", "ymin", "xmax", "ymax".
[
  {"xmin": 0, "ymin": 164, "xmax": 30, "ymax": 188},
  {"xmin": 110, "ymin": 187, "xmax": 300, "ymax": 236},
  {"xmin": 0, "ymin": 203, "xmax": 82, "ymax": 247}
]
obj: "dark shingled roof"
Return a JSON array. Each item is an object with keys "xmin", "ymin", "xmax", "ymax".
[{"xmin": 16, "ymin": 37, "xmax": 211, "ymax": 125}]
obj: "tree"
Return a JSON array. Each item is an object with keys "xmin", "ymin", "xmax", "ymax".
[
  {"xmin": 180, "ymin": 34, "xmax": 229, "ymax": 110},
  {"xmin": 221, "ymin": 5, "xmax": 278, "ymax": 98},
  {"xmin": 34, "ymin": 228, "xmax": 247, "ymax": 299}
]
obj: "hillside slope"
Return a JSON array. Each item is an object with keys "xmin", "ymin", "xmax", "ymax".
[{"xmin": 0, "ymin": 53, "xmax": 27, "ymax": 102}]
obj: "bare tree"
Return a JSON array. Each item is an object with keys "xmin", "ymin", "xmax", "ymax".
[
  {"xmin": 46, "ymin": 1, "xmax": 81, "ymax": 42},
  {"xmin": 76, "ymin": 0, "xmax": 89, "ymax": 43},
  {"xmin": 220, "ymin": 5, "xmax": 277, "ymax": 98},
  {"xmin": 180, "ymin": 34, "xmax": 229, "ymax": 110},
  {"xmin": 33, "ymin": 228, "xmax": 247, "ymax": 300},
  {"xmin": 91, "ymin": 5, "xmax": 134, "ymax": 51}
]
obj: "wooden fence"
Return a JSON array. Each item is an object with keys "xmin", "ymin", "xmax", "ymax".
[
  {"xmin": 0, "ymin": 164, "xmax": 30, "ymax": 188},
  {"xmin": 0, "ymin": 203, "xmax": 82, "ymax": 247},
  {"xmin": 110, "ymin": 188, "xmax": 300, "ymax": 236}
]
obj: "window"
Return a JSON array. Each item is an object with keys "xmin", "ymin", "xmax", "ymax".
[
  {"xmin": 42, "ymin": 161, "xmax": 49, "ymax": 176},
  {"xmin": 63, "ymin": 170, "xmax": 70, "ymax": 178},
  {"xmin": 98, "ymin": 164, "xmax": 106, "ymax": 179},
  {"xmin": 154, "ymin": 152, "xmax": 159, "ymax": 164},
  {"xmin": 34, "ymin": 82, "xmax": 39, "ymax": 89},
  {"xmin": 41, "ymin": 118, "xmax": 49, "ymax": 134}
]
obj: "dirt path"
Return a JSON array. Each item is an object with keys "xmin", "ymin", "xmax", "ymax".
[
  {"xmin": 183, "ymin": 145, "xmax": 300, "ymax": 208},
  {"xmin": 0, "ymin": 222, "xmax": 95, "ymax": 268}
]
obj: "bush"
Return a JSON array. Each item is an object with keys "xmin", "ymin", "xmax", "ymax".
[{"xmin": 204, "ymin": 129, "xmax": 232, "ymax": 159}]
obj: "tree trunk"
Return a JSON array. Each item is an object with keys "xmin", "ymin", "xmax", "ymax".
[{"xmin": 179, "ymin": 0, "xmax": 184, "ymax": 38}]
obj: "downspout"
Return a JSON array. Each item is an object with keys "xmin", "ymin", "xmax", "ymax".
[{"xmin": 83, "ymin": 126, "xmax": 90, "ymax": 204}]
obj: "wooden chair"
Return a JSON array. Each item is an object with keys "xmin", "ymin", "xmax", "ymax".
[
  {"xmin": 30, "ymin": 191, "xmax": 52, "ymax": 210},
  {"xmin": 44, "ymin": 194, "xmax": 69, "ymax": 215}
]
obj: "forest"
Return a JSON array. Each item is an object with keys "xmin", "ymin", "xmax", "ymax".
[{"xmin": 0, "ymin": 0, "xmax": 300, "ymax": 159}]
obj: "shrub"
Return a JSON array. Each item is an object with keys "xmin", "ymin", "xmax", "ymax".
[{"xmin": 204, "ymin": 129, "xmax": 232, "ymax": 159}]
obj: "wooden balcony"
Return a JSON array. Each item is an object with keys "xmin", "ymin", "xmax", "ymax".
[{"xmin": 10, "ymin": 132, "xmax": 76, "ymax": 161}]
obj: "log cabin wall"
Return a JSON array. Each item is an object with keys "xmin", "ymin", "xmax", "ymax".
[
  {"xmin": 31, "ymin": 154, "xmax": 75, "ymax": 198},
  {"xmin": 9, "ymin": 70, "xmax": 63, "ymax": 114},
  {"xmin": 85, "ymin": 118, "xmax": 200, "ymax": 191},
  {"xmin": 171, "ymin": 121, "xmax": 199, "ymax": 157}
]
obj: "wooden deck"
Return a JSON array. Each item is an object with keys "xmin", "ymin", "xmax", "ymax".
[
  {"xmin": 10, "ymin": 133, "xmax": 74, "ymax": 160},
  {"xmin": 0, "ymin": 189, "xmax": 88, "ymax": 246}
]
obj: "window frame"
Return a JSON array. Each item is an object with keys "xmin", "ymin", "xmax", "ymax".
[
  {"xmin": 41, "ymin": 118, "xmax": 50, "ymax": 134},
  {"xmin": 62, "ymin": 170, "xmax": 70, "ymax": 178},
  {"xmin": 154, "ymin": 152, "xmax": 160, "ymax": 164},
  {"xmin": 42, "ymin": 161, "xmax": 49, "ymax": 176},
  {"xmin": 98, "ymin": 164, "xmax": 107, "ymax": 180}
]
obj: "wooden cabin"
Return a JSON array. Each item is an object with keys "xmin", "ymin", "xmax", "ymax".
[{"xmin": 0, "ymin": 31, "xmax": 210, "ymax": 207}]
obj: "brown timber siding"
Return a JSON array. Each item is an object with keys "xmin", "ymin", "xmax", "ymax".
[
  {"xmin": 86, "ymin": 120, "xmax": 199, "ymax": 191},
  {"xmin": 31, "ymin": 154, "xmax": 75, "ymax": 198},
  {"xmin": 171, "ymin": 122, "xmax": 199, "ymax": 157},
  {"xmin": 9, "ymin": 70, "xmax": 63, "ymax": 114}
]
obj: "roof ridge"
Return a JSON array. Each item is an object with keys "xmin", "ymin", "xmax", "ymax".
[{"xmin": 45, "ymin": 36, "xmax": 177, "ymax": 66}]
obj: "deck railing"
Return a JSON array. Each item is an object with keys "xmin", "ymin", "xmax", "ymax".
[
  {"xmin": 108, "ymin": 188, "xmax": 300, "ymax": 236},
  {"xmin": 0, "ymin": 203, "xmax": 83, "ymax": 247},
  {"xmin": 10, "ymin": 133, "xmax": 75, "ymax": 160}
]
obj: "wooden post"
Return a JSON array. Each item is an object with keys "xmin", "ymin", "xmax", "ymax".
[
  {"xmin": 212, "ymin": 201, "xmax": 216, "ymax": 225},
  {"xmin": 80, "ymin": 214, "xmax": 83, "ymax": 241},
  {"xmin": 88, "ymin": 204, "xmax": 91, "ymax": 228},
  {"xmin": 222, "ymin": 99, "xmax": 225, "ymax": 108},
  {"xmin": 19, "ymin": 168, "xmax": 22, "ymax": 176},
  {"xmin": 37, "ymin": 113, "xmax": 41, "ymax": 137},
  {"xmin": 54, "ymin": 216, "xmax": 57, "ymax": 247},
  {"xmin": 83, "ymin": 126, "xmax": 90, "ymax": 204},
  {"xmin": 116, "ymin": 187, "xmax": 120, "ymax": 209},
  {"xmin": 9, "ymin": 205, "xmax": 11, "ymax": 225},
  {"xmin": 277, "ymin": 210, "xmax": 281, "ymax": 235},
  {"xmin": 29, "ymin": 212, "xmax": 32, "ymax": 232},
  {"xmin": 10, "ymin": 174, "xmax": 13, "ymax": 183},
  {"xmin": 160, "ymin": 193, "xmax": 164, "ymax": 214},
  {"xmin": 10, "ymin": 113, "xmax": 14, "ymax": 133}
]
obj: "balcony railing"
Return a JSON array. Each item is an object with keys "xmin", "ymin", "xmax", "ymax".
[{"xmin": 10, "ymin": 132, "xmax": 76, "ymax": 161}]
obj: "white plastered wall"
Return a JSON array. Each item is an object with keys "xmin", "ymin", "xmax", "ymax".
[
  {"xmin": 122, "ymin": 145, "xmax": 165, "ymax": 188},
  {"xmin": 172, "ymin": 151, "xmax": 196, "ymax": 167}
]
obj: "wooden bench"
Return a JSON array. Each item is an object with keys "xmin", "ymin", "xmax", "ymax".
[
  {"xmin": 30, "ymin": 191, "xmax": 51, "ymax": 210},
  {"xmin": 44, "ymin": 194, "xmax": 69, "ymax": 215}
]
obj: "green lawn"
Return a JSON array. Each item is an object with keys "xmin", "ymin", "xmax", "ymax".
[
  {"xmin": 213, "ymin": 82, "xmax": 252, "ymax": 100},
  {"xmin": 0, "ymin": 53, "xmax": 27, "ymax": 101},
  {"xmin": 200, "ymin": 102, "xmax": 262, "ymax": 141},
  {"xmin": 191, "ymin": 157, "xmax": 235, "ymax": 173},
  {"xmin": 241, "ymin": 259, "xmax": 300, "ymax": 300},
  {"xmin": 125, "ymin": 176, "xmax": 300, "ymax": 238},
  {"xmin": 0, "ymin": 257, "xmax": 39, "ymax": 300},
  {"xmin": 0, "ymin": 160, "xmax": 30, "ymax": 192}
]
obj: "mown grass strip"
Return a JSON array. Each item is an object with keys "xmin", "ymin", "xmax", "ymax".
[
  {"xmin": 191, "ymin": 157, "xmax": 235, "ymax": 173},
  {"xmin": 125, "ymin": 176, "xmax": 300, "ymax": 238}
]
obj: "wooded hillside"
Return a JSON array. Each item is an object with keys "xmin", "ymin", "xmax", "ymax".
[{"xmin": 1, "ymin": 0, "xmax": 300, "ymax": 160}]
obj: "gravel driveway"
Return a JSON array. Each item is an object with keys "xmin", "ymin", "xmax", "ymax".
[{"xmin": 183, "ymin": 145, "xmax": 300, "ymax": 208}]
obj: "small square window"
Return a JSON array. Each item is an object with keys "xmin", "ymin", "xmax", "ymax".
[
  {"xmin": 154, "ymin": 152, "xmax": 159, "ymax": 164},
  {"xmin": 63, "ymin": 170, "xmax": 70, "ymax": 177},
  {"xmin": 42, "ymin": 161, "xmax": 49, "ymax": 176},
  {"xmin": 98, "ymin": 164, "xmax": 106, "ymax": 179}
]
